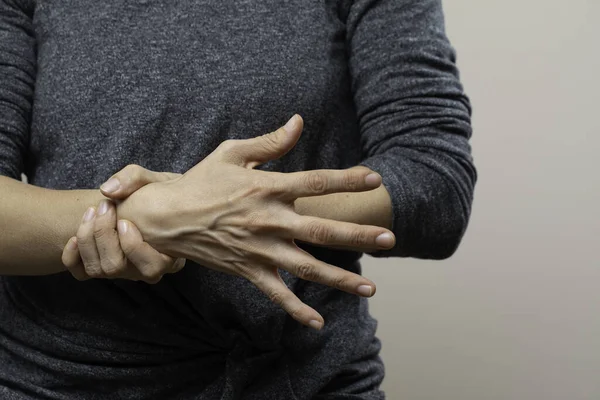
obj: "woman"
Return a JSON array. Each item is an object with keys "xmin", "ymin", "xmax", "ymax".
[{"xmin": 0, "ymin": 0, "xmax": 476, "ymax": 398}]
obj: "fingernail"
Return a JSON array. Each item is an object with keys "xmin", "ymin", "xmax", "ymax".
[
  {"xmin": 357, "ymin": 285, "xmax": 373, "ymax": 297},
  {"xmin": 118, "ymin": 220, "xmax": 128, "ymax": 235},
  {"xmin": 175, "ymin": 259, "xmax": 186, "ymax": 270},
  {"xmin": 98, "ymin": 200, "xmax": 109, "ymax": 216},
  {"xmin": 308, "ymin": 320, "xmax": 323, "ymax": 330},
  {"xmin": 283, "ymin": 115, "xmax": 297, "ymax": 132},
  {"xmin": 365, "ymin": 173, "xmax": 382, "ymax": 187},
  {"xmin": 100, "ymin": 178, "xmax": 120, "ymax": 193},
  {"xmin": 83, "ymin": 207, "xmax": 95, "ymax": 222},
  {"xmin": 376, "ymin": 232, "xmax": 394, "ymax": 248},
  {"xmin": 66, "ymin": 237, "xmax": 78, "ymax": 250}
]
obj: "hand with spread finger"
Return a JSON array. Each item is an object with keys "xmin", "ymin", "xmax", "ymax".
[
  {"xmin": 115, "ymin": 114, "xmax": 396, "ymax": 330},
  {"xmin": 62, "ymin": 199, "xmax": 185, "ymax": 284}
]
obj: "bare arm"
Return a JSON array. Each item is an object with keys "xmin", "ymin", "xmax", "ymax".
[
  {"xmin": 0, "ymin": 1, "xmax": 95, "ymax": 274},
  {"xmin": 295, "ymin": 170, "xmax": 393, "ymax": 230},
  {"xmin": 294, "ymin": 173, "xmax": 393, "ymax": 253},
  {"xmin": 0, "ymin": 175, "xmax": 104, "ymax": 275}
]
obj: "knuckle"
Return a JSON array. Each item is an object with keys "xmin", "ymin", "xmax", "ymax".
[
  {"xmin": 101, "ymin": 257, "xmax": 126, "ymax": 276},
  {"xmin": 93, "ymin": 224, "xmax": 110, "ymax": 240},
  {"xmin": 296, "ymin": 262, "xmax": 318, "ymax": 281},
  {"xmin": 332, "ymin": 274, "xmax": 350, "ymax": 290},
  {"xmin": 350, "ymin": 229, "xmax": 369, "ymax": 246},
  {"xmin": 123, "ymin": 164, "xmax": 139, "ymax": 172},
  {"xmin": 218, "ymin": 139, "xmax": 237, "ymax": 153},
  {"xmin": 246, "ymin": 211, "xmax": 278, "ymax": 233},
  {"xmin": 260, "ymin": 130, "xmax": 281, "ymax": 150},
  {"xmin": 254, "ymin": 177, "xmax": 278, "ymax": 196},
  {"xmin": 268, "ymin": 290, "xmax": 284, "ymax": 306},
  {"xmin": 84, "ymin": 265, "xmax": 103, "ymax": 278},
  {"xmin": 139, "ymin": 264, "xmax": 162, "ymax": 282},
  {"xmin": 123, "ymin": 164, "xmax": 142, "ymax": 180},
  {"xmin": 157, "ymin": 171, "xmax": 175, "ymax": 182},
  {"xmin": 306, "ymin": 222, "xmax": 331, "ymax": 243},
  {"xmin": 342, "ymin": 172, "xmax": 361, "ymax": 190},
  {"xmin": 304, "ymin": 172, "xmax": 327, "ymax": 194},
  {"xmin": 75, "ymin": 233, "xmax": 92, "ymax": 247}
]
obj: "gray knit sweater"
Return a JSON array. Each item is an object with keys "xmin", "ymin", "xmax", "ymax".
[{"xmin": 0, "ymin": 0, "xmax": 475, "ymax": 399}]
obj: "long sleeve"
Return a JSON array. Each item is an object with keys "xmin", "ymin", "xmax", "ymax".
[
  {"xmin": 0, "ymin": 0, "xmax": 35, "ymax": 179},
  {"xmin": 347, "ymin": 0, "xmax": 477, "ymax": 259}
]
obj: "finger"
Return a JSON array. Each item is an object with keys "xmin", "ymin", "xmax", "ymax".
[
  {"xmin": 171, "ymin": 258, "xmax": 186, "ymax": 274},
  {"xmin": 94, "ymin": 200, "xmax": 128, "ymax": 278},
  {"xmin": 276, "ymin": 244, "xmax": 377, "ymax": 298},
  {"xmin": 76, "ymin": 207, "xmax": 104, "ymax": 278},
  {"xmin": 216, "ymin": 114, "xmax": 303, "ymax": 167},
  {"xmin": 250, "ymin": 268, "xmax": 324, "ymax": 330},
  {"xmin": 272, "ymin": 167, "xmax": 382, "ymax": 200},
  {"xmin": 117, "ymin": 219, "xmax": 175, "ymax": 284},
  {"xmin": 100, "ymin": 164, "xmax": 181, "ymax": 199},
  {"xmin": 61, "ymin": 237, "xmax": 91, "ymax": 281},
  {"xmin": 289, "ymin": 215, "xmax": 395, "ymax": 251}
]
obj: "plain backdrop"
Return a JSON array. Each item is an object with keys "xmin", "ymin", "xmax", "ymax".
[{"xmin": 362, "ymin": 0, "xmax": 600, "ymax": 399}]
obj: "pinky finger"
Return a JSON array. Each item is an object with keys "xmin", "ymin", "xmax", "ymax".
[
  {"xmin": 61, "ymin": 237, "xmax": 91, "ymax": 281},
  {"xmin": 253, "ymin": 269, "xmax": 324, "ymax": 330}
]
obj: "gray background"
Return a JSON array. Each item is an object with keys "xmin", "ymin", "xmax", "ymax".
[{"xmin": 363, "ymin": 0, "xmax": 600, "ymax": 399}]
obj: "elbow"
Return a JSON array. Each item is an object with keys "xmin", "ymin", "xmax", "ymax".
[
  {"xmin": 410, "ymin": 168, "xmax": 475, "ymax": 260},
  {"xmin": 399, "ymin": 158, "xmax": 476, "ymax": 261},
  {"xmin": 375, "ymin": 188, "xmax": 472, "ymax": 260},
  {"xmin": 361, "ymin": 135, "xmax": 476, "ymax": 260},
  {"xmin": 418, "ymin": 211, "xmax": 469, "ymax": 260}
]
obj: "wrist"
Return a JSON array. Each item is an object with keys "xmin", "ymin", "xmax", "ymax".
[{"xmin": 115, "ymin": 180, "xmax": 179, "ymax": 254}]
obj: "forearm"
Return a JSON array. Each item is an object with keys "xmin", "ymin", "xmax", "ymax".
[
  {"xmin": 0, "ymin": 176, "xmax": 105, "ymax": 275},
  {"xmin": 295, "ymin": 186, "xmax": 392, "ymax": 228}
]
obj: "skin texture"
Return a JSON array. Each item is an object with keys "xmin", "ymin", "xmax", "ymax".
[
  {"xmin": 0, "ymin": 170, "xmax": 181, "ymax": 276},
  {"xmin": 61, "ymin": 167, "xmax": 185, "ymax": 284},
  {"xmin": 0, "ymin": 114, "xmax": 394, "ymax": 328},
  {"xmin": 0, "ymin": 177, "xmax": 109, "ymax": 275},
  {"xmin": 64, "ymin": 115, "xmax": 395, "ymax": 329},
  {"xmin": 62, "ymin": 201, "xmax": 185, "ymax": 284}
]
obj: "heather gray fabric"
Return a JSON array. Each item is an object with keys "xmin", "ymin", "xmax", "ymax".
[{"xmin": 0, "ymin": 0, "xmax": 475, "ymax": 399}]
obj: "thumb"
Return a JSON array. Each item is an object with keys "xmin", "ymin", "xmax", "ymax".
[
  {"xmin": 224, "ymin": 114, "xmax": 303, "ymax": 168},
  {"xmin": 100, "ymin": 164, "xmax": 181, "ymax": 200}
]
